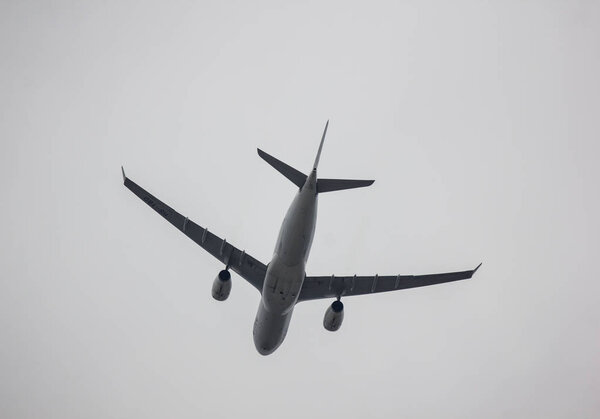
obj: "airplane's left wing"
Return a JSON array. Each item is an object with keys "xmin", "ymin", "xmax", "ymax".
[
  {"xmin": 298, "ymin": 264, "xmax": 481, "ymax": 301},
  {"xmin": 122, "ymin": 168, "xmax": 267, "ymax": 292}
]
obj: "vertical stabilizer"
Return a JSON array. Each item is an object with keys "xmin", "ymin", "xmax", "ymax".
[
  {"xmin": 313, "ymin": 120, "xmax": 329, "ymax": 170},
  {"xmin": 258, "ymin": 120, "xmax": 373, "ymax": 193}
]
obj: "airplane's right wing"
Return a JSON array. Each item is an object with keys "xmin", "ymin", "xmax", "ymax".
[{"xmin": 298, "ymin": 264, "xmax": 481, "ymax": 301}]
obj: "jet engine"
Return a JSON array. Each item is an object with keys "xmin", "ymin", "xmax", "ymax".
[
  {"xmin": 212, "ymin": 270, "xmax": 231, "ymax": 301},
  {"xmin": 323, "ymin": 300, "xmax": 344, "ymax": 331}
]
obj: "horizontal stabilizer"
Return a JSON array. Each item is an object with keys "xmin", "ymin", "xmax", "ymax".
[
  {"xmin": 257, "ymin": 148, "xmax": 307, "ymax": 188},
  {"xmin": 317, "ymin": 178, "xmax": 375, "ymax": 193}
]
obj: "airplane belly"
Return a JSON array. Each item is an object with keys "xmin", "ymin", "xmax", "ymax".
[
  {"xmin": 274, "ymin": 187, "xmax": 318, "ymax": 266},
  {"xmin": 253, "ymin": 301, "xmax": 293, "ymax": 355},
  {"xmin": 253, "ymin": 171, "xmax": 319, "ymax": 355},
  {"xmin": 261, "ymin": 260, "xmax": 304, "ymax": 314}
]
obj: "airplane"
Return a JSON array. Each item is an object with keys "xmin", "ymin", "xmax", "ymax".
[{"xmin": 122, "ymin": 121, "xmax": 481, "ymax": 355}]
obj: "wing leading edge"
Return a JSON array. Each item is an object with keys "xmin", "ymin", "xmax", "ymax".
[
  {"xmin": 298, "ymin": 264, "xmax": 481, "ymax": 301},
  {"xmin": 122, "ymin": 167, "xmax": 267, "ymax": 292}
]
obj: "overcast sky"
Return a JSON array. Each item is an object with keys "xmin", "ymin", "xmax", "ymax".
[{"xmin": 1, "ymin": 1, "xmax": 599, "ymax": 418}]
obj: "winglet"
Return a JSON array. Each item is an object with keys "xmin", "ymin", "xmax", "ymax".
[
  {"xmin": 473, "ymin": 263, "xmax": 482, "ymax": 274},
  {"xmin": 313, "ymin": 120, "xmax": 329, "ymax": 170},
  {"xmin": 121, "ymin": 166, "xmax": 126, "ymax": 183}
]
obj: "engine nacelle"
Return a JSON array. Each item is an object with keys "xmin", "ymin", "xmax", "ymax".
[
  {"xmin": 323, "ymin": 300, "xmax": 344, "ymax": 331},
  {"xmin": 212, "ymin": 270, "xmax": 232, "ymax": 301}
]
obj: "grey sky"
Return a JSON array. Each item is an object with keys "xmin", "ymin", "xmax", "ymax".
[{"xmin": 1, "ymin": 1, "xmax": 599, "ymax": 418}]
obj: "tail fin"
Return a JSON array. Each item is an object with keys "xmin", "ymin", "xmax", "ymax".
[
  {"xmin": 258, "ymin": 120, "xmax": 374, "ymax": 193},
  {"xmin": 257, "ymin": 148, "xmax": 307, "ymax": 188},
  {"xmin": 313, "ymin": 120, "xmax": 374, "ymax": 193},
  {"xmin": 256, "ymin": 121, "xmax": 327, "ymax": 188},
  {"xmin": 313, "ymin": 120, "xmax": 328, "ymax": 170}
]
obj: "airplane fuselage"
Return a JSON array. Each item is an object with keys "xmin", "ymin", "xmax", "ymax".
[{"xmin": 253, "ymin": 170, "xmax": 319, "ymax": 355}]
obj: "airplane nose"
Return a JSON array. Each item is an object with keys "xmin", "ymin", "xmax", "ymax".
[
  {"xmin": 252, "ymin": 300, "xmax": 289, "ymax": 356},
  {"xmin": 256, "ymin": 345, "xmax": 276, "ymax": 356},
  {"xmin": 254, "ymin": 336, "xmax": 278, "ymax": 356}
]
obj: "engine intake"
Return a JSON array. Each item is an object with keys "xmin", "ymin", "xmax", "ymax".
[
  {"xmin": 212, "ymin": 270, "xmax": 232, "ymax": 301},
  {"xmin": 323, "ymin": 300, "xmax": 344, "ymax": 331}
]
